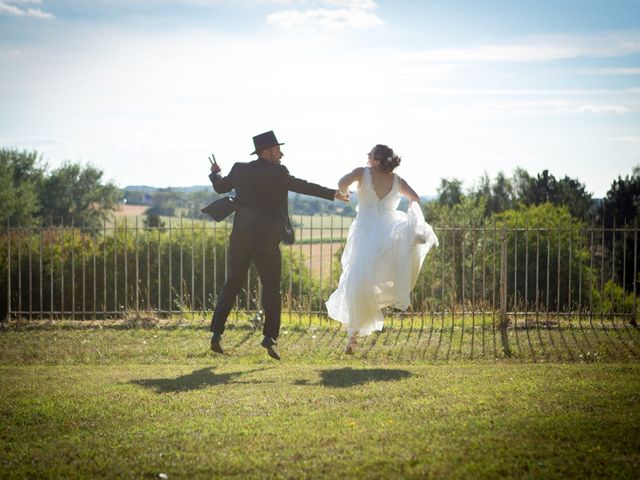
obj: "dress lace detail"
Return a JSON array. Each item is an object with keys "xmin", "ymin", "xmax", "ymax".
[{"xmin": 326, "ymin": 167, "xmax": 438, "ymax": 335}]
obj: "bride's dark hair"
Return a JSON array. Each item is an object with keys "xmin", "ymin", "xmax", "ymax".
[{"xmin": 372, "ymin": 144, "xmax": 401, "ymax": 173}]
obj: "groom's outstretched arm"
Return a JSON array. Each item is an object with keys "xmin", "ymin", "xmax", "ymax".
[{"xmin": 285, "ymin": 166, "xmax": 336, "ymax": 201}]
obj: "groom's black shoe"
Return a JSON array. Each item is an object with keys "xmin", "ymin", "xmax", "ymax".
[
  {"xmin": 261, "ymin": 336, "xmax": 280, "ymax": 360},
  {"xmin": 210, "ymin": 333, "xmax": 223, "ymax": 354}
]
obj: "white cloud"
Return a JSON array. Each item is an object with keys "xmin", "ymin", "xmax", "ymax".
[
  {"xmin": 576, "ymin": 104, "xmax": 629, "ymax": 114},
  {"xmin": 267, "ymin": 6, "xmax": 382, "ymax": 30},
  {"xmin": 578, "ymin": 67, "xmax": 640, "ymax": 75},
  {"xmin": 404, "ymin": 32, "xmax": 640, "ymax": 63},
  {"xmin": 267, "ymin": 0, "xmax": 380, "ymax": 30},
  {"xmin": 322, "ymin": 0, "xmax": 377, "ymax": 8},
  {"xmin": 0, "ymin": 0, "xmax": 53, "ymax": 18},
  {"xmin": 616, "ymin": 136, "xmax": 640, "ymax": 145}
]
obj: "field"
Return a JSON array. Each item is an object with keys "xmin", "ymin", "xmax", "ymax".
[
  {"xmin": 1, "ymin": 320, "xmax": 639, "ymax": 479},
  {"xmin": 112, "ymin": 204, "xmax": 149, "ymax": 220}
]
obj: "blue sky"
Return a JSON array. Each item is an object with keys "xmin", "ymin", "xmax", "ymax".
[{"xmin": 1, "ymin": 0, "xmax": 639, "ymax": 197}]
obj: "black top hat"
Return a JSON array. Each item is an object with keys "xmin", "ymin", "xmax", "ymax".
[{"xmin": 251, "ymin": 130, "xmax": 284, "ymax": 155}]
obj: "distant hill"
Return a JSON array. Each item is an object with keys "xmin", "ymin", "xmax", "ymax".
[
  {"xmin": 124, "ymin": 185, "xmax": 210, "ymax": 193},
  {"xmin": 124, "ymin": 185, "xmax": 436, "ymax": 200}
]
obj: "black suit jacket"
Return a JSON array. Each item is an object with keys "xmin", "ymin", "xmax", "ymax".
[{"xmin": 208, "ymin": 158, "xmax": 335, "ymax": 242}]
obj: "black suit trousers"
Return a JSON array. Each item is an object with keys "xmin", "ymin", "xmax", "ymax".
[{"xmin": 210, "ymin": 230, "xmax": 282, "ymax": 339}]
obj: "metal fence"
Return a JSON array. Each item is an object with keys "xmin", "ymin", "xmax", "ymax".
[{"xmin": 2, "ymin": 217, "xmax": 639, "ymax": 359}]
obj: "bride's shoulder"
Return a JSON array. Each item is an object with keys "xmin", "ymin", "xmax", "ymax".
[{"xmin": 349, "ymin": 166, "xmax": 365, "ymax": 181}]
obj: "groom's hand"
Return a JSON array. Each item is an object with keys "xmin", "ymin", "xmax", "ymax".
[
  {"xmin": 334, "ymin": 190, "xmax": 350, "ymax": 202},
  {"xmin": 209, "ymin": 154, "xmax": 221, "ymax": 174}
]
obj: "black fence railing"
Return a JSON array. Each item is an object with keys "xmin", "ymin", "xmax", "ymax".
[{"xmin": 2, "ymin": 217, "xmax": 639, "ymax": 360}]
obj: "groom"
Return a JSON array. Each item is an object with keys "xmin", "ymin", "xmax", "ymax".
[{"xmin": 208, "ymin": 130, "xmax": 348, "ymax": 359}]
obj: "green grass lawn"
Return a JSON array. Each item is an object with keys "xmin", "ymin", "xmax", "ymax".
[{"xmin": 1, "ymin": 322, "xmax": 639, "ymax": 479}]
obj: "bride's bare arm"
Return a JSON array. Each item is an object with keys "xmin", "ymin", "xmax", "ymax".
[
  {"xmin": 399, "ymin": 178, "xmax": 420, "ymax": 203},
  {"xmin": 338, "ymin": 167, "xmax": 364, "ymax": 194}
]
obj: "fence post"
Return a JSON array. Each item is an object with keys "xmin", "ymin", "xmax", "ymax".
[
  {"xmin": 5, "ymin": 219, "xmax": 10, "ymax": 323},
  {"xmin": 500, "ymin": 231, "xmax": 512, "ymax": 357}
]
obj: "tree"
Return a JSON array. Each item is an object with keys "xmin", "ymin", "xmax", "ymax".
[
  {"xmin": 143, "ymin": 213, "xmax": 166, "ymax": 229},
  {"xmin": 0, "ymin": 148, "xmax": 45, "ymax": 226},
  {"xmin": 599, "ymin": 166, "xmax": 640, "ymax": 293},
  {"xmin": 38, "ymin": 162, "xmax": 121, "ymax": 228},
  {"xmin": 491, "ymin": 203, "xmax": 590, "ymax": 310},
  {"xmin": 437, "ymin": 178, "xmax": 464, "ymax": 207},
  {"xmin": 517, "ymin": 169, "xmax": 594, "ymax": 221}
]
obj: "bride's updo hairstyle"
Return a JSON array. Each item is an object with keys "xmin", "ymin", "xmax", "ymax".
[{"xmin": 372, "ymin": 144, "xmax": 401, "ymax": 173}]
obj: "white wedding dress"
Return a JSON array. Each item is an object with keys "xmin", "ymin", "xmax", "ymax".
[{"xmin": 326, "ymin": 167, "xmax": 439, "ymax": 336}]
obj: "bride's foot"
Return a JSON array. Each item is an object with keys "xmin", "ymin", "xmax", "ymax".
[{"xmin": 344, "ymin": 335, "xmax": 357, "ymax": 355}]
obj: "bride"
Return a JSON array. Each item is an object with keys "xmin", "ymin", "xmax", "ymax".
[{"xmin": 326, "ymin": 144, "xmax": 438, "ymax": 354}]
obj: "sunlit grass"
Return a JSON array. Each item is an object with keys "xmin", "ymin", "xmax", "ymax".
[{"xmin": 1, "ymin": 320, "xmax": 639, "ymax": 478}]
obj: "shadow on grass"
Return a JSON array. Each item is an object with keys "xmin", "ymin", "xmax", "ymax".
[
  {"xmin": 295, "ymin": 367, "xmax": 412, "ymax": 388},
  {"xmin": 131, "ymin": 367, "xmax": 269, "ymax": 393}
]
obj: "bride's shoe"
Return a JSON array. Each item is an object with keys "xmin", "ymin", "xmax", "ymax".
[{"xmin": 344, "ymin": 335, "xmax": 357, "ymax": 355}]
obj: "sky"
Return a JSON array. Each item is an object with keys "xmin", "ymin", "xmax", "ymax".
[{"xmin": 1, "ymin": 0, "xmax": 639, "ymax": 197}]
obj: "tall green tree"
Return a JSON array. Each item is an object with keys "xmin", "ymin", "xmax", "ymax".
[
  {"xmin": 0, "ymin": 148, "xmax": 45, "ymax": 226},
  {"xmin": 518, "ymin": 169, "xmax": 594, "ymax": 221},
  {"xmin": 437, "ymin": 178, "xmax": 464, "ymax": 207},
  {"xmin": 38, "ymin": 162, "xmax": 121, "ymax": 228},
  {"xmin": 599, "ymin": 166, "xmax": 640, "ymax": 293}
]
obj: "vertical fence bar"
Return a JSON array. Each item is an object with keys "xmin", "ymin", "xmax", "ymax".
[
  {"xmin": 588, "ymin": 227, "xmax": 597, "ymax": 339},
  {"xmin": 146, "ymin": 223, "xmax": 151, "ymax": 312},
  {"xmin": 471, "ymin": 227, "xmax": 476, "ymax": 359},
  {"xmin": 179, "ymin": 216, "xmax": 184, "ymax": 313},
  {"xmin": 556, "ymin": 224, "xmax": 572, "ymax": 360},
  {"xmin": 499, "ymin": 231, "xmax": 511, "ymax": 357},
  {"xmin": 59, "ymin": 223, "xmax": 63, "ymax": 319},
  {"xmin": 103, "ymin": 219, "xmax": 107, "ymax": 319},
  {"xmin": 6, "ymin": 220, "xmax": 10, "ymax": 321},
  {"xmin": 39, "ymin": 228, "xmax": 43, "ymax": 320},
  {"xmin": 492, "ymin": 221, "xmax": 497, "ymax": 358},
  {"xmin": 124, "ymin": 217, "xmax": 128, "ymax": 316},
  {"xmin": 308, "ymin": 216, "xmax": 313, "ymax": 324},
  {"xmin": 546, "ymin": 227, "xmax": 560, "ymax": 359},
  {"xmin": 319, "ymin": 215, "xmax": 324, "ymax": 324},
  {"xmin": 512, "ymin": 226, "xmax": 521, "ymax": 356},
  {"xmin": 611, "ymin": 220, "xmax": 616, "ymax": 329},
  {"xmin": 158, "ymin": 225, "xmax": 162, "ymax": 313},
  {"xmin": 620, "ymin": 225, "xmax": 637, "ymax": 347},
  {"xmin": 168, "ymin": 217, "xmax": 172, "ymax": 316},
  {"xmin": 15, "ymin": 227, "xmax": 21, "ymax": 319},
  {"xmin": 110, "ymin": 220, "xmax": 116, "ymax": 317},
  {"xmin": 524, "ymin": 222, "xmax": 534, "ymax": 359},
  {"xmin": 634, "ymin": 218, "xmax": 638, "ymax": 327},
  {"xmin": 82, "ymin": 224, "xmax": 86, "ymax": 320},
  {"xmin": 92, "ymin": 228, "xmax": 96, "ymax": 320},
  {"xmin": 622, "ymin": 223, "xmax": 627, "ymax": 322},
  {"xmin": 578, "ymin": 227, "xmax": 592, "ymax": 351},
  {"xmin": 71, "ymin": 219, "xmax": 76, "ymax": 321},
  {"xmin": 49, "ymin": 223, "xmax": 54, "ymax": 321},
  {"xmin": 513, "ymin": 224, "xmax": 518, "ymax": 312},
  {"xmin": 448, "ymin": 226, "xmax": 456, "ymax": 359},
  {"xmin": 600, "ymin": 222, "xmax": 606, "ymax": 329},
  {"xmin": 299, "ymin": 215, "xmax": 303, "ymax": 325},
  {"xmin": 212, "ymin": 221, "xmax": 217, "ymax": 312},
  {"xmin": 437, "ymin": 225, "xmax": 445, "ymax": 359},
  {"xmin": 28, "ymin": 226, "xmax": 32, "ymax": 320},
  {"xmin": 135, "ymin": 217, "xmax": 139, "ymax": 313},
  {"xmin": 535, "ymin": 228, "xmax": 545, "ymax": 355},
  {"xmin": 481, "ymin": 224, "xmax": 486, "ymax": 357},
  {"xmin": 460, "ymin": 228, "xmax": 465, "ymax": 356},
  {"xmin": 202, "ymin": 218, "xmax": 206, "ymax": 314},
  {"xmin": 191, "ymin": 219, "xmax": 195, "ymax": 313}
]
